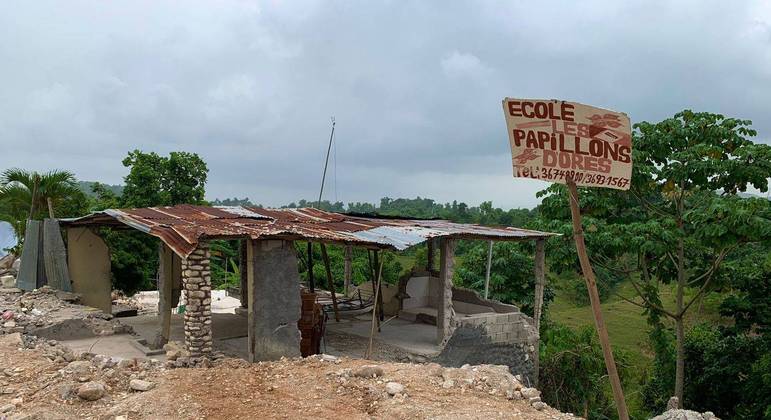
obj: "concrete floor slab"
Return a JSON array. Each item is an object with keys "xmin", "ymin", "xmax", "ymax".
[
  {"xmin": 325, "ymin": 316, "xmax": 440, "ymax": 356},
  {"xmin": 60, "ymin": 334, "xmax": 165, "ymax": 361}
]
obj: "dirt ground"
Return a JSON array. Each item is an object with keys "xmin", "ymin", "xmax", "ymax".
[{"xmin": 0, "ymin": 333, "xmax": 579, "ymax": 420}]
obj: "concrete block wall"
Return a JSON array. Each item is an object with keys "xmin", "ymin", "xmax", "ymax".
[{"xmin": 434, "ymin": 287, "xmax": 539, "ymax": 383}]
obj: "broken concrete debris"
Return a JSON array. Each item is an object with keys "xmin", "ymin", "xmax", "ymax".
[{"xmin": 76, "ymin": 381, "xmax": 106, "ymax": 401}]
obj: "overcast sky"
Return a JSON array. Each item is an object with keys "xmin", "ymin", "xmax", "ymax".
[{"xmin": 1, "ymin": 1, "xmax": 770, "ymax": 209}]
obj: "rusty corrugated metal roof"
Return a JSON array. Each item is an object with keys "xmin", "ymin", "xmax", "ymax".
[{"xmin": 62, "ymin": 205, "xmax": 556, "ymax": 257}]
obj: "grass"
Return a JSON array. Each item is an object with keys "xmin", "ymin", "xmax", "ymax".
[{"xmin": 549, "ymin": 274, "xmax": 727, "ymax": 415}]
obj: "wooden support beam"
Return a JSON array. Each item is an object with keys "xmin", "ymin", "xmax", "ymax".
[
  {"xmin": 343, "ymin": 245, "xmax": 352, "ymax": 296},
  {"xmin": 247, "ymin": 239, "xmax": 256, "ymax": 362},
  {"xmin": 373, "ymin": 249, "xmax": 384, "ymax": 322},
  {"xmin": 307, "ymin": 242, "xmax": 315, "ymax": 292},
  {"xmin": 426, "ymin": 239, "xmax": 435, "ymax": 272},
  {"xmin": 532, "ymin": 238, "xmax": 546, "ymax": 388},
  {"xmin": 533, "ymin": 239, "xmax": 546, "ymax": 332},
  {"xmin": 320, "ymin": 244, "xmax": 340, "ymax": 322},
  {"xmin": 437, "ymin": 238, "xmax": 456, "ymax": 346},
  {"xmin": 484, "ymin": 240, "xmax": 493, "ymax": 299},
  {"xmin": 239, "ymin": 240, "xmax": 248, "ymax": 308}
]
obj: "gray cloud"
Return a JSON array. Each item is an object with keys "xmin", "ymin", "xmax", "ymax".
[{"xmin": 1, "ymin": 1, "xmax": 769, "ymax": 209}]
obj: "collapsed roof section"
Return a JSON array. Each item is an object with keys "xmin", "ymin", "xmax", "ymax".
[{"xmin": 61, "ymin": 205, "xmax": 556, "ymax": 258}]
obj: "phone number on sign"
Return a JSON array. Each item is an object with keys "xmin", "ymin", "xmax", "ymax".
[{"xmin": 515, "ymin": 166, "xmax": 630, "ymax": 188}]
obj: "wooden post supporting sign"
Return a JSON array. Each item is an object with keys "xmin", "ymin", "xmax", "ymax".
[
  {"xmin": 567, "ymin": 178, "xmax": 629, "ymax": 420},
  {"xmin": 502, "ymin": 98, "xmax": 633, "ymax": 420}
]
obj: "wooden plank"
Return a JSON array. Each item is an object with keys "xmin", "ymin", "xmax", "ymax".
[
  {"xmin": 17, "ymin": 220, "xmax": 41, "ymax": 291},
  {"xmin": 43, "ymin": 219, "xmax": 72, "ymax": 292}
]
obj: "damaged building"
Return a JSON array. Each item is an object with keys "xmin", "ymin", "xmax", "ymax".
[{"xmin": 60, "ymin": 205, "xmax": 555, "ymax": 383}]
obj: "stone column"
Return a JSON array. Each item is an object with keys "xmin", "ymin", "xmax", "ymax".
[
  {"xmin": 437, "ymin": 238, "xmax": 456, "ymax": 346},
  {"xmin": 182, "ymin": 242, "xmax": 212, "ymax": 357}
]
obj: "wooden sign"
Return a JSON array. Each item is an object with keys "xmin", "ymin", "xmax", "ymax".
[{"xmin": 502, "ymin": 98, "xmax": 632, "ymax": 190}]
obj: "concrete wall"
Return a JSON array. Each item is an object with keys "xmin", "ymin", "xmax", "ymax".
[
  {"xmin": 433, "ymin": 287, "xmax": 539, "ymax": 384},
  {"xmin": 66, "ymin": 227, "xmax": 111, "ymax": 313},
  {"xmin": 248, "ymin": 239, "xmax": 301, "ymax": 361}
]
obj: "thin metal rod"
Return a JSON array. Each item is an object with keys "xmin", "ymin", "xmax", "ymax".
[{"xmin": 317, "ymin": 117, "xmax": 336, "ymax": 208}]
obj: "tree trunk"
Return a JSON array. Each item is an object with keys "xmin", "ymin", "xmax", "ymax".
[{"xmin": 674, "ymin": 235, "xmax": 686, "ymax": 407}]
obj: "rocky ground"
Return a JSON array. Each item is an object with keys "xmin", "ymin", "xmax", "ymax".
[{"xmin": 0, "ymin": 331, "xmax": 580, "ymax": 419}]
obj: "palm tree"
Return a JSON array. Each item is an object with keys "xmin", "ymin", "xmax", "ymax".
[{"xmin": 0, "ymin": 168, "xmax": 80, "ymax": 242}]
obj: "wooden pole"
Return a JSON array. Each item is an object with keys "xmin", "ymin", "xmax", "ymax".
[
  {"xmin": 484, "ymin": 240, "xmax": 493, "ymax": 299},
  {"xmin": 365, "ymin": 259, "xmax": 384, "ymax": 359},
  {"xmin": 533, "ymin": 239, "xmax": 546, "ymax": 332},
  {"xmin": 320, "ymin": 244, "xmax": 340, "ymax": 322},
  {"xmin": 533, "ymin": 238, "xmax": 546, "ymax": 388},
  {"xmin": 307, "ymin": 242, "xmax": 315, "ymax": 292},
  {"xmin": 373, "ymin": 250, "xmax": 384, "ymax": 322},
  {"xmin": 426, "ymin": 239, "xmax": 435, "ymax": 272},
  {"xmin": 566, "ymin": 178, "xmax": 629, "ymax": 420},
  {"xmin": 343, "ymin": 245, "xmax": 352, "ymax": 296}
]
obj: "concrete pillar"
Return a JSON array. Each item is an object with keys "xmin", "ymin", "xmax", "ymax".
[
  {"xmin": 437, "ymin": 238, "xmax": 456, "ymax": 346},
  {"xmin": 247, "ymin": 239, "xmax": 302, "ymax": 362},
  {"xmin": 154, "ymin": 243, "xmax": 174, "ymax": 349},
  {"xmin": 182, "ymin": 242, "xmax": 212, "ymax": 357},
  {"xmin": 67, "ymin": 227, "xmax": 111, "ymax": 313}
]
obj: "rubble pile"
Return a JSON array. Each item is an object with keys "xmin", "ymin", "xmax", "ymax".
[
  {"xmin": 0, "ymin": 286, "xmax": 132, "ymax": 337},
  {"xmin": 324, "ymin": 355, "xmax": 577, "ymax": 418},
  {"xmin": 0, "ymin": 254, "xmax": 19, "ymax": 289}
]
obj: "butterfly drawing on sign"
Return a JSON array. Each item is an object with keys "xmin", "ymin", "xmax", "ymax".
[{"xmin": 513, "ymin": 148, "xmax": 540, "ymax": 164}]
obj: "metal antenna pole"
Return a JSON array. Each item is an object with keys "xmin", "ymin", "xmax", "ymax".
[{"xmin": 317, "ymin": 117, "xmax": 336, "ymax": 208}]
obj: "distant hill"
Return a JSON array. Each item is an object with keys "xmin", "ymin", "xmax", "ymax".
[{"xmin": 77, "ymin": 181, "xmax": 123, "ymax": 198}]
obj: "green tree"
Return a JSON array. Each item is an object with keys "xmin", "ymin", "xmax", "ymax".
[
  {"xmin": 121, "ymin": 150, "xmax": 208, "ymax": 207},
  {"xmin": 539, "ymin": 320, "xmax": 631, "ymax": 419},
  {"xmin": 101, "ymin": 150, "xmax": 209, "ymax": 293},
  {"xmin": 537, "ymin": 111, "xmax": 771, "ymax": 407},
  {"xmin": 455, "ymin": 241, "xmax": 554, "ymax": 315},
  {"xmin": 0, "ymin": 169, "xmax": 84, "ymax": 242}
]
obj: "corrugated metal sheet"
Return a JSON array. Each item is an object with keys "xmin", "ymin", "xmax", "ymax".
[{"xmin": 62, "ymin": 205, "xmax": 556, "ymax": 257}]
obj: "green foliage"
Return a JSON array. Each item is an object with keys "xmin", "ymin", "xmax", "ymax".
[
  {"xmin": 0, "ymin": 168, "xmax": 85, "ymax": 249},
  {"xmin": 454, "ymin": 241, "xmax": 554, "ymax": 315},
  {"xmin": 539, "ymin": 319, "xmax": 632, "ymax": 419},
  {"xmin": 101, "ymin": 150, "xmax": 210, "ymax": 293},
  {"xmin": 642, "ymin": 324, "xmax": 771, "ymax": 419},
  {"xmin": 209, "ymin": 240, "xmax": 241, "ymax": 290},
  {"xmin": 121, "ymin": 150, "xmax": 208, "ymax": 207},
  {"xmin": 294, "ymin": 242, "xmax": 403, "ymax": 291}
]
